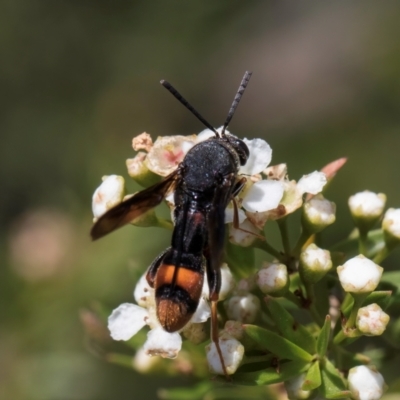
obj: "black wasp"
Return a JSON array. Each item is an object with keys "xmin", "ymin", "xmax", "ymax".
[{"xmin": 91, "ymin": 71, "xmax": 252, "ymax": 376}]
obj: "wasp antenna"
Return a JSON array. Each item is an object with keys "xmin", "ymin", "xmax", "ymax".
[
  {"xmin": 160, "ymin": 80, "xmax": 219, "ymax": 137},
  {"xmin": 221, "ymin": 71, "xmax": 252, "ymax": 136}
]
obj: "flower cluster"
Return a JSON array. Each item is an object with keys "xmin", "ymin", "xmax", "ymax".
[{"xmin": 88, "ymin": 130, "xmax": 400, "ymax": 399}]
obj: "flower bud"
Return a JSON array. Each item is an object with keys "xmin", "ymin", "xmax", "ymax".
[
  {"xmin": 225, "ymin": 293, "xmax": 260, "ymax": 323},
  {"xmin": 206, "ymin": 337, "xmax": 244, "ymax": 375},
  {"xmin": 299, "ymin": 244, "xmax": 332, "ymax": 284},
  {"xmin": 126, "ymin": 152, "xmax": 161, "ymax": 187},
  {"xmin": 222, "ymin": 320, "xmax": 244, "ymax": 340},
  {"xmin": 256, "ymin": 261, "xmax": 289, "ymax": 296},
  {"xmin": 348, "ymin": 365, "xmax": 385, "ymax": 400},
  {"xmin": 284, "ymin": 373, "xmax": 311, "ymax": 399},
  {"xmin": 182, "ymin": 322, "xmax": 207, "ymax": 344},
  {"xmin": 302, "ymin": 195, "xmax": 336, "ymax": 233},
  {"xmin": 92, "ymin": 175, "xmax": 125, "ymax": 219},
  {"xmin": 218, "ymin": 263, "xmax": 236, "ymax": 301},
  {"xmin": 349, "ymin": 191, "xmax": 386, "ymax": 232},
  {"xmin": 337, "ymin": 255, "xmax": 383, "ymax": 294},
  {"xmin": 356, "ymin": 303, "xmax": 390, "ymax": 336},
  {"xmin": 382, "ymin": 208, "xmax": 400, "ymax": 248}
]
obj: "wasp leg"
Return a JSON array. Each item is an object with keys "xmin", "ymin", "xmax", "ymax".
[
  {"xmin": 204, "ymin": 250, "xmax": 229, "ymax": 378},
  {"xmin": 146, "ymin": 248, "xmax": 170, "ymax": 288},
  {"xmin": 232, "ymin": 176, "xmax": 247, "ymax": 197}
]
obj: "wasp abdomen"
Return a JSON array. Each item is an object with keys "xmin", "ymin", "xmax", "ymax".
[{"xmin": 155, "ymin": 263, "xmax": 204, "ymax": 332}]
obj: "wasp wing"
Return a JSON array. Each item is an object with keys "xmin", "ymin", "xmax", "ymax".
[
  {"xmin": 91, "ymin": 170, "xmax": 180, "ymax": 240},
  {"xmin": 205, "ymin": 178, "xmax": 233, "ymax": 299}
]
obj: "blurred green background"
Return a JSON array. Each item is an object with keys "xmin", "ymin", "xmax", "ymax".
[{"xmin": 2, "ymin": 1, "xmax": 400, "ymax": 399}]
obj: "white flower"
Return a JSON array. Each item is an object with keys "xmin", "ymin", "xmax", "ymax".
[
  {"xmin": 303, "ymin": 195, "xmax": 336, "ymax": 232},
  {"xmin": 133, "ymin": 273, "xmax": 153, "ymax": 308},
  {"xmin": 300, "ymin": 244, "xmax": 332, "ymax": 284},
  {"xmin": 92, "ymin": 175, "xmax": 125, "ymax": 219},
  {"xmin": 356, "ymin": 303, "xmax": 390, "ymax": 336},
  {"xmin": 225, "ymin": 293, "xmax": 260, "ymax": 323},
  {"xmin": 239, "ymin": 138, "xmax": 272, "ymax": 176},
  {"xmin": 382, "ymin": 208, "xmax": 400, "ymax": 240},
  {"xmin": 337, "ymin": 255, "xmax": 383, "ymax": 293},
  {"xmin": 349, "ymin": 191, "xmax": 386, "ymax": 220},
  {"xmin": 256, "ymin": 262, "xmax": 289, "ymax": 295},
  {"xmin": 348, "ymin": 365, "xmax": 385, "ymax": 400},
  {"xmin": 206, "ymin": 337, "xmax": 244, "ymax": 375},
  {"xmin": 297, "ymin": 171, "xmax": 327, "ymax": 195}
]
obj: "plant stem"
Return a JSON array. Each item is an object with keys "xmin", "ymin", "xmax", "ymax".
[
  {"xmin": 373, "ymin": 246, "xmax": 389, "ymax": 264},
  {"xmin": 254, "ymin": 240, "xmax": 283, "ymax": 261},
  {"xmin": 303, "ymin": 279, "xmax": 324, "ymax": 327},
  {"xmin": 358, "ymin": 228, "xmax": 368, "ymax": 256},
  {"xmin": 292, "ymin": 229, "xmax": 312, "ymax": 257},
  {"xmin": 277, "ymin": 218, "xmax": 291, "ymax": 257}
]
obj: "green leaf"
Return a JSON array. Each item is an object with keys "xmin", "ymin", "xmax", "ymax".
[
  {"xmin": 319, "ymin": 359, "xmax": 347, "ymax": 399},
  {"xmin": 317, "ymin": 315, "xmax": 331, "ymax": 358},
  {"xmin": 380, "ymin": 271, "xmax": 400, "ymax": 291},
  {"xmin": 266, "ymin": 298, "xmax": 316, "ymax": 355},
  {"xmin": 364, "ymin": 290, "xmax": 392, "ymax": 310},
  {"xmin": 233, "ymin": 359, "xmax": 309, "ymax": 386},
  {"xmin": 243, "ymin": 325, "xmax": 313, "ymax": 362},
  {"xmin": 225, "ymin": 240, "xmax": 255, "ymax": 279},
  {"xmin": 302, "ymin": 360, "xmax": 321, "ymax": 390}
]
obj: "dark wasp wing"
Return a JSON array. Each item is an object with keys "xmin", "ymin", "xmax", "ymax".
[
  {"xmin": 91, "ymin": 169, "xmax": 180, "ymax": 240},
  {"xmin": 205, "ymin": 175, "xmax": 235, "ymax": 299}
]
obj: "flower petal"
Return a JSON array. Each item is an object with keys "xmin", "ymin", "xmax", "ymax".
[
  {"xmin": 143, "ymin": 327, "xmax": 182, "ymax": 359},
  {"xmin": 297, "ymin": 171, "xmax": 327, "ymax": 195},
  {"xmin": 224, "ymin": 206, "xmax": 246, "ymax": 224},
  {"xmin": 191, "ymin": 297, "xmax": 211, "ymax": 323},
  {"xmin": 108, "ymin": 303, "xmax": 148, "ymax": 341},
  {"xmin": 133, "ymin": 273, "xmax": 154, "ymax": 308},
  {"xmin": 239, "ymin": 138, "xmax": 272, "ymax": 176},
  {"xmin": 242, "ymin": 180, "xmax": 284, "ymax": 212}
]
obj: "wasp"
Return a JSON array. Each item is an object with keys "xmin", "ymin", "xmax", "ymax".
[{"xmin": 91, "ymin": 71, "xmax": 252, "ymax": 375}]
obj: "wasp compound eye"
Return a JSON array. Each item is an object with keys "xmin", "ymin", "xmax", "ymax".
[{"xmin": 229, "ymin": 137, "xmax": 249, "ymax": 166}]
